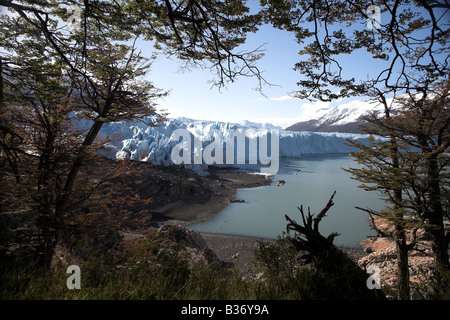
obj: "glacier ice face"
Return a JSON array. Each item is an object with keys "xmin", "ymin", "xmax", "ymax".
[
  {"xmin": 279, "ymin": 131, "xmax": 369, "ymax": 157},
  {"xmin": 73, "ymin": 115, "xmax": 376, "ymax": 175}
]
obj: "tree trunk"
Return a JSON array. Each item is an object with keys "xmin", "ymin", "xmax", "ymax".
[
  {"xmin": 395, "ymin": 235, "xmax": 411, "ymax": 300},
  {"xmin": 0, "ymin": 58, "xmax": 3, "ymax": 109},
  {"xmin": 425, "ymin": 155, "xmax": 450, "ymax": 270},
  {"xmin": 384, "ymin": 94, "xmax": 411, "ymax": 300},
  {"xmin": 36, "ymin": 217, "xmax": 59, "ymax": 269}
]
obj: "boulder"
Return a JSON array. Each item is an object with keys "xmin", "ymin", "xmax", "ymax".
[{"xmin": 151, "ymin": 225, "xmax": 229, "ymax": 270}]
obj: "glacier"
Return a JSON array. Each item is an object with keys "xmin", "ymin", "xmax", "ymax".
[{"xmin": 75, "ymin": 116, "xmax": 376, "ymax": 175}]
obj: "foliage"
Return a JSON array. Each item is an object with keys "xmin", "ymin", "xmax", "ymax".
[
  {"xmin": 414, "ymin": 262, "xmax": 450, "ymax": 300},
  {"xmin": 1, "ymin": 225, "xmax": 445, "ymax": 300},
  {"xmin": 260, "ymin": 0, "xmax": 449, "ymax": 298},
  {"xmin": 259, "ymin": 0, "xmax": 449, "ymax": 300},
  {"xmin": 346, "ymin": 80, "xmax": 449, "ymax": 261}
]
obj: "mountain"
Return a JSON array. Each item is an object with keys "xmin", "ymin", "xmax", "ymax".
[{"xmin": 285, "ymin": 98, "xmax": 400, "ymax": 133}]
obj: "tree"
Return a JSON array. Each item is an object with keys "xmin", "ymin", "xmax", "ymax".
[
  {"xmin": 345, "ymin": 80, "xmax": 449, "ymax": 298},
  {"xmin": 346, "ymin": 121, "xmax": 419, "ymax": 299},
  {"xmin": 0, "ymin": 0, "xmax": 265, "ymax": 269},
  {"xmin": 0, "ymin": 0, "xmax": 266, "ymax": 90},
  {"xmin": 395, "ymin": 83, "xmax": 449, "ymax": 272}
]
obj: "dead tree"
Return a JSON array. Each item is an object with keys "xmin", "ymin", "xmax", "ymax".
[{"xmin": 285, "ymin": 191, "xmax": 385, "ymax": 300}]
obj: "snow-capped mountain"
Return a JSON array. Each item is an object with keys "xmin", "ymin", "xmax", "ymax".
[{"xmin": 286, "ymin": 97, "xmax": 401, "ymax": 133}]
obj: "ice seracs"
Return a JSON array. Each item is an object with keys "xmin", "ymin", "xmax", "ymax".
[{"xmin": 74, "ymin": 115, "xmax": 379, "ymax": 175}]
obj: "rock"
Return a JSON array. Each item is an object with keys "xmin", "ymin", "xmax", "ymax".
[
  {"xmin": 229, "ymin": 199, "xmax": 246, "ymax": 203},
  {"xmin": 153, "ymin": 225, "xmax": 229, "ymax": 270},
  {"xmin": 365, "ymin": 247, "xmax": 373, "ymax": 254},
  {"xmin": 51, "ymin": 225, "xmax": 124, "ymax": 270},
  {"xmin": 276, "ymin": 180, "xmax": 286, "ymax": 186}
]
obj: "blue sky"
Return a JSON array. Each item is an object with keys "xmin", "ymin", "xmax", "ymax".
[
  {"xmin": 147, "ymin": 23, "xmax": 312, "ymax": 127},
  {"xmin": 141, "ymin": 2, "xmax": 380, "ymax": 127},
  {"xmin": 147, "ymin": 22, "xmax": 360, "ymax": 128},
  {"xmin": 142, "ymin": 2, "xmax": 449, "ymax": 128}
]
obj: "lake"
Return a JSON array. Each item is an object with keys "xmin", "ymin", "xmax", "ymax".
[{"xmin": 188, "ymin": 154, "xmax": 385, "ymax": 248}]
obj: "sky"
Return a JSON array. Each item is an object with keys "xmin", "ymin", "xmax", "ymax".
[
  {"xmin": 146, "ymin": 22, "xmax": 363, "ymax": 128},
  {"xmin": 146, "ymin": 24, "xmax": 312, "ymax": 127},
  {"xmin": 136, "ymin": 2, "xmax": 384, "ymax": 128},
  {"xmin": 140, "ymin": 1, "xmax": 449, "ymax": 129}
]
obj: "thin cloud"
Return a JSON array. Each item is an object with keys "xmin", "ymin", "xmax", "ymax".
[
  {"xmin": 269, "ymin": 95, "xmax": 294, "ymax": 101},
  {"xmin": 247, "ymin": 95, "xmax": 294, "ymax": 103}
]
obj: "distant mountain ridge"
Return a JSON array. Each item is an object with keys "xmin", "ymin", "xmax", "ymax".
[{"xmin": 286, "ymin": 97, "xmax": 401, "ymax": 133}]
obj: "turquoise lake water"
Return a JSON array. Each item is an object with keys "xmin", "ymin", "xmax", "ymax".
[{"xmin": 188, "ymin": 154, "xmax": 385, "ymax": 248}]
